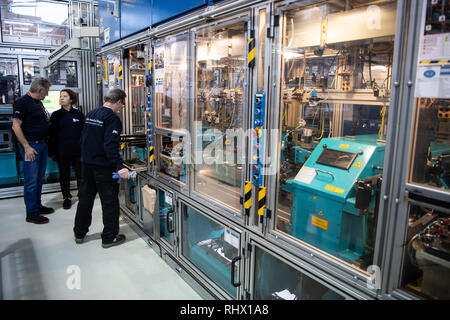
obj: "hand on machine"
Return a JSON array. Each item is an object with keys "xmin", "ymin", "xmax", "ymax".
[{"xmin": 112, "ymin": 168, "xmax": 136, "ymax": 184}]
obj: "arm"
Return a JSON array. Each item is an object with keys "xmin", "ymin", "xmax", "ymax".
[{"xmin": 12, "ymin": 118, "xmax": 37, "ymax": 161}]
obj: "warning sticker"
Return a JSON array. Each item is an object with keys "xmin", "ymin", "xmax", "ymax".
[
  {"xmin": 311, "ymin": 215, "xmax": 328, "ymax": 231},
  {"xmin": 354, "ymin": 161, "xmax": 362, "ymax": 168},
  {"xmin": 339, "ymin": 144, "xmax": 349, "ymax": 149},
  {"xmin": 325, "ymin": 185, "xmax": 345, "ymax": 194}
]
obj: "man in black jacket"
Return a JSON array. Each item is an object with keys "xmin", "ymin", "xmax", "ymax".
[
  {"xmin": 73, "ymin": 88, "xmax": 130, "ymax": 248},
  {"xmin": 12, "ymin": 77, "xmax": 54, "ymax": 224}
]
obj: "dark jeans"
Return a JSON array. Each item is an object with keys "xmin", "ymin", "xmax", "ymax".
[
  {"xmin": 57, "ymin": 156, "xmax": 81, "ymax": 199},
  {"xmin": 73, "ymin": 163, "xmax": 120, "ymax": 242},
  {"xmin": 18, "ymin": 141, "xmax": 48, "ymax": 215}
]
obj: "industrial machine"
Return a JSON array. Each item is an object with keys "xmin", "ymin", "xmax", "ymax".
[
  {"xmin": 0, "ymin": 75, "xmax": 19, "ymax": 187},
  {"xmin": 284, "ymin": 135, "xmax": 384, "ymax": 267},
  {"xmin": 404, "ymin": 206, "xmax": 450, "ymax": 299},
  {"xmin": 274, "ymin": 0, "xmax": 396, "ymax": 270}
]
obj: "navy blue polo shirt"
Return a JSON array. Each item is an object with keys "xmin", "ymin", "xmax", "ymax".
[
  {"xmin": 49, "ymin": 107, "xmax": 85, "ymax": 158},
  {"xmin": 13, "ymin": 94, "xmax": 50, "ymax": 141},
  {"xmin": 81, "ymin": 106, "xmax": 124, "ymax": 171}
]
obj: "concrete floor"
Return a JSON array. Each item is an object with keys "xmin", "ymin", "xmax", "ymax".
[{"xmin": 0, "ymin": 192, "xmax": 202, "ymax": 300}]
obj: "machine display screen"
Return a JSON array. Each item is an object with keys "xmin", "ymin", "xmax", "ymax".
[{"xmin": 316, "ymin": 148, "xmax": 358, "ymax": 170}]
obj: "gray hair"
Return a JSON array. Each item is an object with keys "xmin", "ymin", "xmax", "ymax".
[
  {"xmin": 104, "ymin": 88, "xmax": 127, "ymax": 104},
  {"xmin": 29, "ymin": 77, "xmax": 51, "ymax": 93}
]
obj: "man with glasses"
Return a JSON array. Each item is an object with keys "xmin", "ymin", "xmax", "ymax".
[
  {"xmin": 12, "ymin": 77, "xmax": 54, "ymax": 224},
  {"xmin": 73, "ymin": 88, "xmax": 131, "ymax": 248}
]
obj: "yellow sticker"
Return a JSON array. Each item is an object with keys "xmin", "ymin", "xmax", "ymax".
[
  {"xmin": 339, "ymin": 144, "xmax": 349, "ymax": 149},
  {"xmin": 354, "ymin": 161, "xmax": 362, "ymax": 168},
  {"xmin": 317, "ymin": 210, "xmax": 323, "ymax": 216},
  {"xmin": 325, "ymin": 185, "xmax": 345, "ymax": 194},
  {"xmin": 311, "ymin": 215, "xmax": 328, "ymax": 231}
]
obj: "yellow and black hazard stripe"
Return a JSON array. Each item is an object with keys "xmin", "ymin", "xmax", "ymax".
[
  {"xmin": 244, "ymin": 181, "xmax": 252, "ymax": 215},
  {"xmin": 119, "ymin": 65, "xmax": 123, "ymax": 80},
  {"xmin": 420, "ymin": 60, "xmax": 450, "ymax": 65},
  {"xmin": 149, "ymin": 146, "xmax": 154, "ymax": 164},
  {"xmin": 248, "ymin": 30, "xmax": 255, "ymax": 68},
  {"xmin": 257, "ymin": 186, "xmax": 266, "ymax": 217}
]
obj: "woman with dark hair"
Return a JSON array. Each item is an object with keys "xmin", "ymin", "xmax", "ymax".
[{"xmin": 49, "ymin": 89, "xmax": 84, "ymax": 209}]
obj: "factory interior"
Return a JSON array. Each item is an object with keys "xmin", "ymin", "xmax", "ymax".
[{"xmin": 0, "ymin": 0, "xmax": 449, "ymax": 302}]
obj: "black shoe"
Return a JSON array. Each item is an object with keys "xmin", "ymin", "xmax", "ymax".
[
  {"xmin": 74, "ymin": 235, "xmax": 85, "ymax": 244},
  {"xmin": 102, "ymin": 234, "xmax": 126, "ymax": 248},
  {"xmin": 63, "ymin": 198, "xmax": 72, "ymax": 210},
  {"xmin": 39, "ymin": 205, "xmax": 54, "ymax": 215},
  {"xmin": 26, "ymin": 213, "xmax": 49, "ymax": 224}
]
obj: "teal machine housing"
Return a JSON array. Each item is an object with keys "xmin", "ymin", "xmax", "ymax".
[{"xmin": 284, "ymin": 135, "xmax": 385, "ymax": 265}]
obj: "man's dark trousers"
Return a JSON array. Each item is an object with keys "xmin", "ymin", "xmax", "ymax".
[{"xmin": 74, "ymin": 163, "xmax": 120, "ymax": 242}]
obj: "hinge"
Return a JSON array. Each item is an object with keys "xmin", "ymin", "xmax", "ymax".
[
  {"xmin": 245, "ymin": 290, "xmax": 251, "ymax": 300},
  {"xmin": 265, "ymin": 208, "xmax": 272, "ymax": 220}
]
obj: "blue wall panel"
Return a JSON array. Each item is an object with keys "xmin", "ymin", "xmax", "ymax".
[
  {"xmin": 99, "ymin": 0, "xmax": 121, "ymax": 46},
  {"xmin": 152, "ymin": 0, "xmax": 207, "ymax": 26},
  {"xmin": 121, "ymin": 0, "xmax": 152, "ymax": 38}
]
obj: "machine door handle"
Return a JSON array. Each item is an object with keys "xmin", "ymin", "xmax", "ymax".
[
  {"xmin": 166, "ymin": 209, "xmax": 174, "ymax": 233},
  {"xmin": 231, "ymin": 256, "xmax": 241, "ymax": 287},
  {"xmin": 315, "ymin": 169, "xmax": 335, "ymax": 180},
  {"xmin": 130, "ymin": 185, "xmax": 136, "ymax": 203}
]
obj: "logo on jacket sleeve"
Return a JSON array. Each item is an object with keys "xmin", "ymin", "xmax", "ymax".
[
  {"xmin": 73, "ymin": 118, "xmax": 80, "ymax": 122},
  {"xmin": 112, "ymin": 130, "xmax": 118, "ymax": 134}
]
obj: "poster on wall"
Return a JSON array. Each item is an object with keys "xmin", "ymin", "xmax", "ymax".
[
  {"xmin": 415, "ymin": 0, "xmax": 450, "ymax": 98},
  {"xmin": 154, "ymin": 44, "xmax": 164, "ymax": 93}
]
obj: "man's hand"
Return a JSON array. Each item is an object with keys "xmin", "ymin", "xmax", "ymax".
[
  {"xmin": 117, "ymin": 168, "xmax": 130, "ymax": 180},
  {"xmin": 24, "ymin": 146, "xmax": 38, "ymax": 162}
]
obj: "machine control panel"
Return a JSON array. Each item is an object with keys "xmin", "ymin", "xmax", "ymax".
[{"xmin": 252, "ymin": 92, "xmax": 266, "ymax": 187}]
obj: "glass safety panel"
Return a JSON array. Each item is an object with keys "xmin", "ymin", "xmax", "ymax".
[
  {"xmin": 128, "ymin": 46, "xmax": 146, "ymax": 134},
  {"xmin": 400, "ymin": 205, "xmax": 450, "ymax": 299},
  {"xmin": 156, "ymin": 134, "xmax": 186, "ymax": 183},
  {"xmin": 409, "ymin": 98, "xmax": 450, "ymax": 191},
  {"xmin": 181, "ymin": 205, "xmax": 241, "ymax": 298},
  {"xmin": 48, "ymin": 61, "xmax": 78, "ymax": 87},
  {"xmin": 193, "ymin": 22, "xmax": 246, "ymax": 212},
  {"xmin": 154, "ymin": 33, "xmax": 188, "ymax": 130},
  {"xmin": 22, "ymin": 59, "xmax": 40, "ymax": 85},
  {"xmin": 253, "ymin": 245, "xmax": 345, "ymax": 300},
  {"xmin": 275, "ymin": 1, "xmax": 397, "ymax": 271},
  {"xmin": 408, "ymin": 0, "xmax": 450, "ymax": 193},
  {"xmin": 0, "ymin": 58, "xmax": 19, "ymax": 105},
  {"xmin": 159, "ymin": 189, "xmax": 174, "ymax": 246},
  {"xmin": 0, "ymin": 0, "xmax": 69, "ymax": 45}
]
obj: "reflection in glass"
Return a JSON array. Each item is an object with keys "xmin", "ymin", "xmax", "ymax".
[
  {"xmin": 181, "ymin": 206, "xmax": 240, "ymax": 298},
  {"xmin": 1, "ymin": 0, "xmax": 69, "ymax": 45},
  {"xmin": 275, "ymin": 1, "xmax": 397, "ymax": 270},
  {"xmin": 401, "ymin": 205, "xmax": 450, "ymax": 299},
  {"xmin": 194, "ymin": 23, "xmax": 246, "ymax": 211},
  {"xmin": 254, "ymin": 246, "xmax": 345, "ymax": 300},
  {"xmin": 410, "ymin": 98, "xmax": 450, "ymax": 191},
  {"xmin": 154, "ymin": 34, "xmax": 188, "ymax": 130}
]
